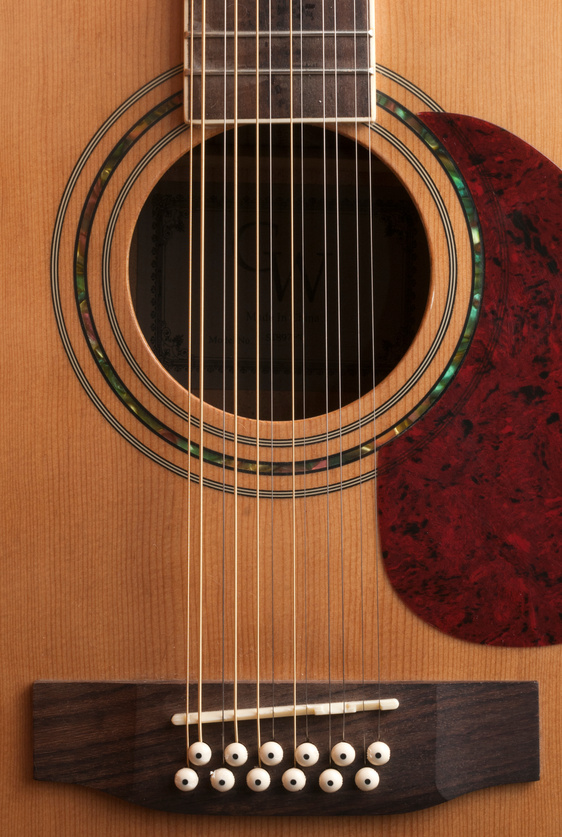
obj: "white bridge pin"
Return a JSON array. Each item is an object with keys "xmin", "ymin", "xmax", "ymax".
[
  {"xmin": 224, "ymin": 741, "xmax": 248, "ymax": 766},
  {"xmin": 246, "ymin": 767, "xmax": 271, "ymax": 792},
  {"xmin": 188, "ymin": 740, "xmax": 212, "ymax": 766},
  {"xmin": 210, "ymin": 767, "xmax": 235, "ymax": 792},
  {"xmin": 367, "ymin": 741, "xmax": 391, "ymax": 766},
  {"xmin": 174, "ymin": 767, "xmax": 199, "ymax": 791},
  {"xmin": 319, "ymin": 768, "xmax": 343, "ymax": 793},
  {"xmin": 355, "ymin": 766, "xmax": 380, "ymax": 791},
  {"xmin": 331, "ymin": 741, "xmax": 356, "ymax": 766},
  {"xmin": 295, "ymin": 741, "xmax": 319, "ymax": 767},
  {"xmin": 259, "ymin": 741, "xmax": 283, "ymax": 765},
  {"xmin": 282, "ymin": 767, "xmax": 306, "ymax": 792}
]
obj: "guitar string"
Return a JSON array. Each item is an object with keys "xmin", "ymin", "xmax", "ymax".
[
  {"xmin": 233, "ymin": 0, "xmax": 240, "ymax": 745},
  {"xmin": 354, "ymin": 0, "xmax": 367, "ymax": 731},
  {"xmin": 289, "ymin": 0, "xmax": 298, "ymax": 762},
  {"xmin": 299, "ymin": 0, "xmax": 310, "ymax": 747},
  {"xmin": 185, "ymin": 0, "xmax": 195, "ymax": 759},
  {"xmin": 197, "ymin": 0, "xmax": 208, "ymax": 747},
  {"xmin": 221, "ymin": 0, "xmax": 228, "ymax": 754},
  {"xmin": 182, "ymin": 0, "xmax": 381, "ymax": 761},
  {"xmin": 368, "ymin": 0, "xmax": 383, "ymax": 744},
  {"xmin": 255, "ymin": 0, "xmax": 262, "ymax": 759},
  {"xmin": 268, "ymin": 0, "xmax": 276, "ymax": 743},
  {"xmin": 354, "ymin": 0, "xmax": 368, "ymax": 741},
  {"xmin": 321, "ymin": 0, "xmax": 333, "ymax": 760},
  {"xmin": 183, "ymin": 0, "xmax": 382, "ymax": 763},
  {"xmin": 333, "ymin": 0, "xmax": 348, "ymax": 745}
]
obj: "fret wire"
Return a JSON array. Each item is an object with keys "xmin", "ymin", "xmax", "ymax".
[
  {"xmin": 189, "ymin": 69, "xmax": 371, "ymax": 75},
  {"xmin": 189, "ymin": 116, "xmax": 372, "ymax": 124},
  {"xmin": 188, "ymin": 29, "xmax": 371, "ymax": 36}
]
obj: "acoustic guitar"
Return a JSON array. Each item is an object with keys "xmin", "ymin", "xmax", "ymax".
[{"xmin": 1, "ymin": 0, "xmax": 560, "ymax": 834}]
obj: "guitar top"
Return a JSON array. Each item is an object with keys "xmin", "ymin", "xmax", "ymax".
[{"xmin": 1, "ymin": 0, "xmax": 561, "ymax": 835}]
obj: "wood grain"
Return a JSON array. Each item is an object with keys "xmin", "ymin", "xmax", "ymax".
[{"xmin": 1, "ymin": 1, "xmax": 561, "ymax": 835}]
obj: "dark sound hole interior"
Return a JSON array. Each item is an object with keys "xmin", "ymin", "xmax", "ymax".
[{"xmin": 130, "ymin": 126, "xmax": 430, "ymax": 421}]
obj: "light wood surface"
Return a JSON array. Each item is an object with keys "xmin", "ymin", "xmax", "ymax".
[{"xmin": 1, "ymin": 0, "xmax": 561, "ymax": 834}]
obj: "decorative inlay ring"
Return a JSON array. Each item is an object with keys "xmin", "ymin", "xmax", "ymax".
[{"xmin": 51, "ymin": 66, "xmax": 482, "ymax": 491}]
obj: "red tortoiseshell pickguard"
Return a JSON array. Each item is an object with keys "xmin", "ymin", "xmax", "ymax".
[{"xmin": 377, "ymin": 114, "xmax": 561, "ymax": 646}]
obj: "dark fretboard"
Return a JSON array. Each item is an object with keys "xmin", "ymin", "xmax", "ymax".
[{"xmin": 184, "ymin": 0, "xmax": 374, "ymax": 122}]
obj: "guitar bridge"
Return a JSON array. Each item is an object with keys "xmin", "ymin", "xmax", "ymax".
[{"xmin": 33, "ymin": 680, "xmax": 539, "ymax": 815}]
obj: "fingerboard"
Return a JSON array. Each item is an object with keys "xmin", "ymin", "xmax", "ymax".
[{"xmin": 184, "ymin": 0, "xmax": 375, "ymax": 123}]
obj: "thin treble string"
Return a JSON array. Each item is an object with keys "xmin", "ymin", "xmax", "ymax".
[
  {"xmin": 321, "ymin": 0, "xmax": 332, "ymax": 758},
  {"xmin": 299, "ymin": 0, "xmax": 309, "ymax": 745},
  {"xmin": 367, "ymin": 0, "xmax": 383, "ymax": 743},
  {"xmin": 255, "ymin": 0, "xmax": 261, "ymax": 758},
  {"xmin": 233, "ymin": 0, "xmax": 240, "ymax": 745},
  {"xmin": 332, "ymin": 0, "xmax": 347, "ymax": 743},
  {"xmin": 185, "ymin": 0, "xmax": 195, "ymax": 759},
  {"xmin": 289, "ymin": 0, "xmax": 298, "ymax": 759},
  {"xmin": 353, "ymin": 0, "xmax": 367, "ymax": 725},
  {"xmin": 221, "ymin": 0, "xmax": 228, "ymax": 753},
  {"xmin": 268, "ymin": 0, "xmax": 275, "ymax": 742},
  {"xmin": 197, "ymin": 0, "xmax": 208, "ymax": 746}
]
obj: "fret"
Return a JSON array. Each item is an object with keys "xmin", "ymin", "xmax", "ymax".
[
  {"xmin": 188, "ymin": 31, "xmax": 372, "ymax": 38},
  {"xmin": 190, "ymin": 0, "xmax": 368, "ymax": 35},
  {"xmin": 187, "ymin": 35, "xmax": 370, "ymax": 72},
  {"xmin": 190, "ymin": 69, "xmax": 372, "ymax": 76},
  {"xmin": 182, "ymin": 116, "xmax": 374, "ymax": 125},
  {"xmin": 186, "ymin": 73, "xmax": 372, "ymax": 123}
]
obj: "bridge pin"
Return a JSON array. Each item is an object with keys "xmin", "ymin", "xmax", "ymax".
[
  {"xmin": 188, "ymin": 740, "xmax": 212, "ymax": 766},
  {"xmin": 246, "ymin": 767, "xmax": 271, "ymax": 792},
  {"xmin": 224, "ymin": 741, "xmax": 248, "ymax": 766},
  {"xmin": 367, "ymin": 741, "xmax": 391, "ymax": 766},
  {"xmin": 355, "ymin": 766, "xmax": 380, "ymax": 791},
  {"xmin": 210, "ymin": 767, "xmax": 235, "ymax": 792},
  {"xmin": 259, "ymin": 741, "xmax": 283, "ymax": 765},
  {"xmin": 295, "ymin": 741, "xmax": 319, "ymax": 767},
  {"xmin": 319, "ymin": 768, "xmax": 343, "ymax": 793},
  {"xmin": 282, "ymin": 767, "xmax": 306, "ymax": 792},
  {"xmin": 331, "ymin": 741, "xmax": 356, "ymax": 766},
  {"xmin": 174, "ymin": 766, "xmax": 199, "ymax": 791}
]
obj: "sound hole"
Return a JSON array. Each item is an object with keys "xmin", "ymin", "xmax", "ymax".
[{"xmin": 130, "ymin": 126, "xmax": 430, "ymax": 421}]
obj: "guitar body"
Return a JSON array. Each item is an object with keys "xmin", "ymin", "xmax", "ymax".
[{"xmin": 1, "ymin": 0, "xmax": 560, "ymax": 834}]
